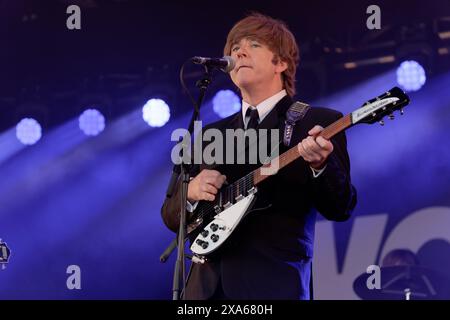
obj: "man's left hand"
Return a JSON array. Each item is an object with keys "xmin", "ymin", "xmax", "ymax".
[{"xmin": 297, "ymin": 125, "xmax": 334, "ymax": 169}]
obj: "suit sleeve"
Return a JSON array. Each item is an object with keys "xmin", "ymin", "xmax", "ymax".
[
  {"xmin": 311, "ymin": 112, "xmax": 357, "ymax": 221},
  {"xmin": 161, "ymin": 164, "xmax": 200, "ymax": 233}
]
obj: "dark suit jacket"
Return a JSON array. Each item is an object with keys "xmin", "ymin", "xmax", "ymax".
[{"xmin": 161, "ymin": 95, "xmax": 357, "ymax": 300}]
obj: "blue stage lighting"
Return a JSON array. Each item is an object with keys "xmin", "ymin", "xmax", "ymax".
[
  {"xmin": 16, "ymin": 118, "xmax": 42, "ymax": 145},
  {"xmin": 212, "ymin": 90, "xmax": 241, "ymax": 118},
  {"xmin": 79, "ymin": 109, "xmax": 106, "ymax": 136},
  {"xmin": 142, "ymin": 99, "xmax": 170, "ymax": 127},
  {"xmin": 396, "ymin": 60, "xmax": 426, "ymax": 92}
]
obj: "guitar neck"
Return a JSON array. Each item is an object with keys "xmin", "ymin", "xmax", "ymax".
[{"xmin": 253, "ymin": 113, "xmax": 353, "ymax": 185}]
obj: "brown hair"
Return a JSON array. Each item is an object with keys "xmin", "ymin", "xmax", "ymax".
[{"xmin": 223, "ymin": 13, "xmax": 300, "ymax": 97}]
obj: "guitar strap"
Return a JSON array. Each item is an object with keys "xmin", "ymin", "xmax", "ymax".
[
  {"xmin": 283, "ymin": 101, "xmax": 310, "ymax": 147},
  {"xmin": 284, "ymin": 101, "xmax": 313, "ymax": 299}
]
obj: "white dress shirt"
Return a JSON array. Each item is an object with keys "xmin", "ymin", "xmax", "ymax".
[{"xmin": 242, "ymin": 89, "xmax": 288, "ymax": 128}]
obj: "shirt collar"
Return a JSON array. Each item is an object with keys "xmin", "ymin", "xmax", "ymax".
[{"xmin": 241, "ymin": 89, "xmax": 287, "ymax": 124}]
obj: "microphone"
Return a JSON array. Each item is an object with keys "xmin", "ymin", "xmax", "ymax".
[{"xmin": 191, "ymin": 56, "xmax": 235, "ymax": 73}]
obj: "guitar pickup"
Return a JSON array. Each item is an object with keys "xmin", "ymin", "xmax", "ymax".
[{"xmin": 223, "ymin": 201, "xmax": 232, "ymax": 209}]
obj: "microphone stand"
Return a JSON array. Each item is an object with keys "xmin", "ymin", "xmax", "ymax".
[{"xmin": 162, "ymin": 65, "xmax": 213, "ymax": 300}]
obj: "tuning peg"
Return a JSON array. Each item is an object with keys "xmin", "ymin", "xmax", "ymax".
[
  {"xmin": 389, "ymin": 114, "xmax": 395, "ymax": 120},
  {"xmin": 379, "ymin": 120, "xmax": 385, "ymax": 126},
  {"xmin": 400, "ymin": 108, "xmax": 404, "ymax": 115}
]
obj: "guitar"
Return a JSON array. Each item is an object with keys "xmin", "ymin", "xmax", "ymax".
[
  {"xmin": 188, "ymin": 87, "xmax": 410, "ymax": 258},
  {"xmin": 0, "ymin": 239, "xmax": 11, "ymax": 270}
]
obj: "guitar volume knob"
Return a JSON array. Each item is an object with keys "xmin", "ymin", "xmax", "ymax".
[
  {"xmin": 195, "ymin": 239, "xmax": 209, "ymax": 249},
  {"xmin": 201, "ymin": 230, "xmax": 209, "ymax": 238}
]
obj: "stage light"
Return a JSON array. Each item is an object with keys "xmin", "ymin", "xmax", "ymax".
[
  {"xmin": 16, "ymin": 118, "xmax": 42, "ymax": 145},
  {"xmin": 212, "ymin": 90, "xmax": 240, "ymax": 118},
  {"xmin": 79, "ymin": 109, "xmax": 106, "ymax": 136},
  {"xmin": 396, "ymin": 60, "xmax": 426, "ymax": 92},
  {"xmin": 142, "ymin": 99, "xmax": 170, "ymax": 127}
]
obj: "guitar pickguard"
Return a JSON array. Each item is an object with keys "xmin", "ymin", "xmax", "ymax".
[{"xmin": 190, "ymin": 191, "xmax": 257, "ymax": 256}]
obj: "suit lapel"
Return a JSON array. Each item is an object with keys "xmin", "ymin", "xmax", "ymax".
[
  {"xmin": 258, "ymin": 95, "xmax": 293, "ymax": 130},
  {"xmin": 230, "ymin": 110, "xmax": 244, "ymax": 129},
  {"xmin": 237, "ymin": 95, "xmax": 294, "ymax": 163},
  {"xmin": 257, "ymin": 96, "xmax": 293, "ymax": 156}
]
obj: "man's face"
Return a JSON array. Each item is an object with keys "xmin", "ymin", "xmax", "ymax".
[{"xmin": 229, "ymin": 37, "xmax": 287, "ymax": 93}]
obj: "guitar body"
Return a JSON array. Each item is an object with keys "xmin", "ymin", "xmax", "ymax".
[{"xmin": 190, "ymin": 190, "xmax": 257, "ymax": 255}]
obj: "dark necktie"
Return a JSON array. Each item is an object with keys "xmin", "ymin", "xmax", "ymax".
[
  {"xmin": 245, "ymin": 107, "xmax": 259, "ymax": 130},
  {"xmin": 244, "ymin": 107, "xmax": 259, "ymax": 163}
]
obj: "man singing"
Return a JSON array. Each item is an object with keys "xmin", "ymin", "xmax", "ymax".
[{"xmin": 162, "ymin": 13, "xmax": 357, "ymax": 300}]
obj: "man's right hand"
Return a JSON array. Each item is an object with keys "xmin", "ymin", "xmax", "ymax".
[{"xmin": 187, "ymin": 169, "xmax": 227, "ymax": 202}]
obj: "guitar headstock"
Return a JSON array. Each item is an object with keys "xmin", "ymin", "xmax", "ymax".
[
  {"xmin": 351, "ymin": 87, "xmax": 410, "ymax": 126},
  {"xmin": 0, "ymin": 239, "xmax": 11, "ymax": 270}
]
